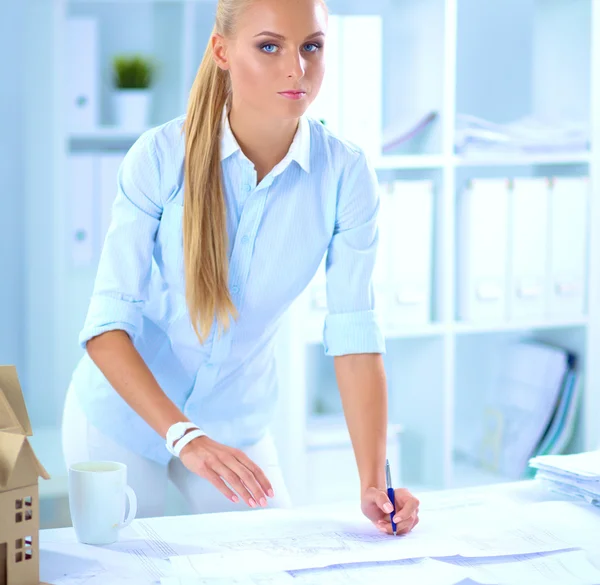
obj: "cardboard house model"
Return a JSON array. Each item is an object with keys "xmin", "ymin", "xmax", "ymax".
[{"xmin": 0, "ymin": 365, "xmax": 50, "ymax": 585}]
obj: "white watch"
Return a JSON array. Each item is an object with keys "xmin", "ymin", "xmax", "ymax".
[{"xmin": 165, "ymin": 422, "xmax": 206, "ymax": 456}]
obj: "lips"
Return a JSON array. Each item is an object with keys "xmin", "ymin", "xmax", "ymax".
[{"xmin": 278, "ymin": 90, "xmax": 307, "ymax": 100}]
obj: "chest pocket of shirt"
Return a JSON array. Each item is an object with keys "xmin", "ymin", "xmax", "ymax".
[{"xmin": 159, "ymin": 200, "xmax": 185, "ymax": 293}]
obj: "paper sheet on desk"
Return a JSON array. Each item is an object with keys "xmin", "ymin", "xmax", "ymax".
[
  {"xmin": 40, "ymin": 523, "xmax": 174, "ymax": 583},
  {"xmin": 166, "ymin": 519, "xmax": 577, "ymax": 578},
  {"xmin": 161, "ymin": 550, "xmax": 600, "ymax": 585},
  {"xmin": 441, "ymin": 549, "xmax": 600, "ymax": 585},
  {"xmin": 160, "ymin": 558, "xmax": 470, "ymax": 585}
]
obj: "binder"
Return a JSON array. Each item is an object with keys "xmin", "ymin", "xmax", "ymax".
[
  {"xmin": 508, "ymin": 178, "xmax": 549, "ymax": 321},
  {"xmin": 457, "ymin": 179, "xmax": 509, "ymax": 323},
  {"xmin": 385, "ymin": 180, "xmax": 434, "ymax": 327},
  {"xmin": 66, "ymin": 17, "xmax": 99, "ymax": 131},
  {"xmin": 98, "ymin": 154, "xmax": 125, "ymax": 247},
  {"xmin": 548, "ymin": 177, "xmax": 588, "ymax": 318},
  {"xmin": 68, "ymin": 155, "xmax": 95, "ymax": 268},
  {"xmin": 478, "ymin": 341, "xmax": 569, "ymax": 479},
  {"xmin": 535, "ymin": 354, "xmax": 580, "ymax": 457}
]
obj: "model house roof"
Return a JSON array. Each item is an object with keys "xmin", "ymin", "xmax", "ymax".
[{"xmin": 0, "ymin": 366, "xmax": 50, "ymax": 490}]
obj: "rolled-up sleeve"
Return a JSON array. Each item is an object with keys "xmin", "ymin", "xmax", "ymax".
[
  {"xmin": 323, "ymin": 148, "xmax": 386, "ymax": 356},
  {"xmin": 79, "ymin": 130, "xmax": 163, "ymax": 348}
]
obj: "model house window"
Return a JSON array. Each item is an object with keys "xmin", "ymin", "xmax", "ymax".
[
  {"xmin": 15, "ymin": 498, "xmax": 22, "ymax": 509},
  {"xmin": 24, "ymin": 536, "xmax": 32, "ymax": 547},
  {"xmin": 24, "ymin": 496, "xmax": 32, "ymax": 507},
  {"xmin": 15, "ymin": 512, "xmax": 22, "ymax": 523},
  {"xmin": 15, "ymin": 552, "xmax": 22, "ymax": 563},
  {"xmin": 15, "ymin": 538, "xmax": 22, "ymax": 549},
  {"xmin": 25, "ymin": 509, "xmax": 32, "ymax": 521}
]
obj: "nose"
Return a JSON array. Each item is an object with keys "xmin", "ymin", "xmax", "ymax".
[{"xmin": 286, "ymin": 51, "xmax": 306, "ymax": 79}]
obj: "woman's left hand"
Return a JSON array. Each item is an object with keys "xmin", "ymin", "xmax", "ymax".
[{"xmin": 361, "ymin": 487, "xmax": 420, "ymax": 535}]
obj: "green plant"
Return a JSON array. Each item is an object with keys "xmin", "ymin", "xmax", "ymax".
[{"xmin": 112, "ymin": 54, "xmax": 155, "ymax": 90}]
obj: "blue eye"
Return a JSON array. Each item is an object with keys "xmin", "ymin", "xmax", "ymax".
[
  {"xmin": 303, "ymin": 43, "xmax": 321, "ymax": 53},
  {"xmin": 260, "ymin": 43, "xmax": 278, "ymax": 53}
]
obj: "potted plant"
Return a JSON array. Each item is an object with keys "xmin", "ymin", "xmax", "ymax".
[{"xmin": 111, "ymin": 54, "xmax": 156, "ymax": 130}]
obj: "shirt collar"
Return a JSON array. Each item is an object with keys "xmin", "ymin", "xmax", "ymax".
[{"xmin": 220, "ymin": 107, "xmax": 311, "ymax": 174}]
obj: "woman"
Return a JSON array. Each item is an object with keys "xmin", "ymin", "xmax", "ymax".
[{"xmin": 62, "ymin": 0, "xmax": 419, "ymax": 535}]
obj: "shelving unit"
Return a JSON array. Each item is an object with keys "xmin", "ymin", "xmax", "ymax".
[{"xmin": 19, "ymin": 0, "xmax": 600, "ymax": 519}]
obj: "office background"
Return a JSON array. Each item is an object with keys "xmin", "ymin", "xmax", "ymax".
[{"xmin": 0, "ymin": 0, "xmax": 599, "ymax": 528}]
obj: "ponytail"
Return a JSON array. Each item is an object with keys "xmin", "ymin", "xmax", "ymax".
[{"xmin": 182, "ymin": 33, "xmax": 238, "ymax": 344}]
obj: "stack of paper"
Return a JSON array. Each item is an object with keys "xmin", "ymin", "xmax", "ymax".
[
  {"xmin": 529, "ymin": 451, "xmax": 600, "ymax": 506},
  {"xmin": 455, "ymin": 114, "xmax": 589, "ymax": 156}
]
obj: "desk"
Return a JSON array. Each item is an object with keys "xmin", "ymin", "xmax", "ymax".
[{"xmin": 39, "ymin": 480, "xmax": 600, "ymax": 585}]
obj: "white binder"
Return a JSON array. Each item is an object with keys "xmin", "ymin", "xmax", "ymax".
[
  {"xmin": 66, "ymin": 17, "xmax": 99, "ymax": 132},
  {"xmin": 339, "ymin": 15, "xmax": 382, "ymax": 159},
  {"xmin": 98, "ymin": 154, "xmax": 125, "ymax": 246},
  {"xmin": 68, "ymin": 155, "xmax": 95, "ymax": 267},
  {"xmin": 508, "ymin": 178, "xmax": 549, "ymax": 321},
  {"xmin": 385, "ymin": 180, "xmax": 434, "ymax": 327},
  {"xmin": 457, "ymin": 179, "xmax": 509, "ymax": 323},
  {"xmin": 305, "ymin": 15, "xmax": 341, "ymax": 134},
  {"xmin": 548, "ymin": 177, "xmax": 588, "ymax": 317}
]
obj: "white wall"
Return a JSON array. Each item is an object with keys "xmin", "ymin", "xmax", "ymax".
[{"xmin": 0, "ymin": 0, "xmax": 25, "ymax": 374}]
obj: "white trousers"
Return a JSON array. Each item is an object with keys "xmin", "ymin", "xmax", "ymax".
[{"xmin": 61, "ymin": 385, "xmax": 292, "ymax": 518}]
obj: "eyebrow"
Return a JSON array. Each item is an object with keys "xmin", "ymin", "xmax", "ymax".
[{"xmin": 253, "ymin": 31, "xmax": 325, "ymax": 41}]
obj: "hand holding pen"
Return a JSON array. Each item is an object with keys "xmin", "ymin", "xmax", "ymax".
[{"xmin": 360, "ymin": 459, "xmax": 420, "ymax": 536}]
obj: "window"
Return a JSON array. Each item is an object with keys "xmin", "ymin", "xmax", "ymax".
[
  {"xmin": 15, "ymin": 552, "xmax": 22, "ymax": 563},
  {"xmin": 15, "ymin": 539, "xmax": 22, "ymax": 549},
  {"xmin": 24, "ymin": 536, "xmax": 32, "ymax": 547},
  {"xmin": 25, "ymin": 549, "xmax": 32, "ymax": 561},
  {"xmin": 15, "ymin": 512, "xmax": 22, "ymax": 523},
  {"xmin": 24, "ymin": 496, "xmax": 32, "ymax": 507},
  {"xmin": 15, "ymin": 499, "xmax": 22, "ymax": 510},
  {"xmin": 25, "ymin": 509, "xmax": 32, "ymax": 521}
]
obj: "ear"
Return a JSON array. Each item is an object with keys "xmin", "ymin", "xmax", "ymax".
[{"xmin": 211, "ymin": 33, "xmax": 230, "ymax": 70}]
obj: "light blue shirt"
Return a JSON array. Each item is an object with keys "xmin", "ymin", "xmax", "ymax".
[{"xmin": 71, "ymin": 110, "xmax": 386, "ymax": 465}]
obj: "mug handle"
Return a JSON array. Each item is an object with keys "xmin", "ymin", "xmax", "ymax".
[{"xmin": 119, "ymin": 485, "xmax": 138, "ymax": 529}]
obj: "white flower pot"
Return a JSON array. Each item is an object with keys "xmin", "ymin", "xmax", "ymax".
[{"xmin": 113, "ymin": 89, "xmax": 151, "ymax": 130}]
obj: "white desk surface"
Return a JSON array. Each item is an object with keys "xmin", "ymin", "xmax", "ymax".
[{"xmin": 39, "ymin": 480, "xmax": 600, "ymax": 585}]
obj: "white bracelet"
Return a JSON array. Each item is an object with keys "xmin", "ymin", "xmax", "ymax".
[
  {"xmin": 173, "ymin": 428, "xmax": 207, "ymax": 457},
  {"xmin": 166, "ymin": 421, "xmax": 200, "ymax": 456}
]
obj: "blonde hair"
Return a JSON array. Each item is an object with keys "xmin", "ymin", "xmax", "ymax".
[{"xmin": 183, "ymin": 1, "xmax": 250, "ymax": 344}]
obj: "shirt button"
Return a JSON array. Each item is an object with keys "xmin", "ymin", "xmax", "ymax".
[
  {"xmin": 241, "ymin": 235, "xmax": 249, "ymax": 244},
  {"xmin": 232, "ymin": 285, "xmax": 240, "ymax": 294},
  {"xmin": 243, "ymin": 184, "xmax": 252, "ymax": 192}
]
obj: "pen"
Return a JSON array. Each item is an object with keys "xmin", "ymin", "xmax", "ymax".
[{"xmin": 385, "ymin": 459, "xmax": 397, "ymax": 536}]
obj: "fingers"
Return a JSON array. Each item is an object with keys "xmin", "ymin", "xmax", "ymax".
[
  {"xmin": 393, "ymin": 491, "xmax": 420, "ymax": 524},
  {"xmin": 181, "ymin": 439, "xmax": 274, "ymax": 507},
  {"xmin": 377, "ymin": 512, "xmax": 419, "ymax": 535},
  {"xmin": 374, "ymin": 489, "xmax": 395, "ymax": 514},
  {"xmin": 203, "ymin": 468, "xmax": 240, "ymax": 504},
  {"xmin": 236, "ymin": 451, "xmax": 274, "ymax": 498},
  {"xmin": 225, "ymin": 455, "xmax": 269, "ymax": 507},
  {"xmin": 395, "ymin": 512, "xmax": 419, "ymax": 535},
  {"xmin": 213, "ymin": 461, "xmax": 260, "ymax": 508}
]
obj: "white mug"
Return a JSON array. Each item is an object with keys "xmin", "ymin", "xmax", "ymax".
[{"xmin": 68, "ymin": 461, "xmax": 137, "ymax": 545}]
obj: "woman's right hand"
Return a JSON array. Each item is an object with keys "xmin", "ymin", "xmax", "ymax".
[{"xmin": 179, "ymin": 435, "xmax": 274, "ymax": 508}]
